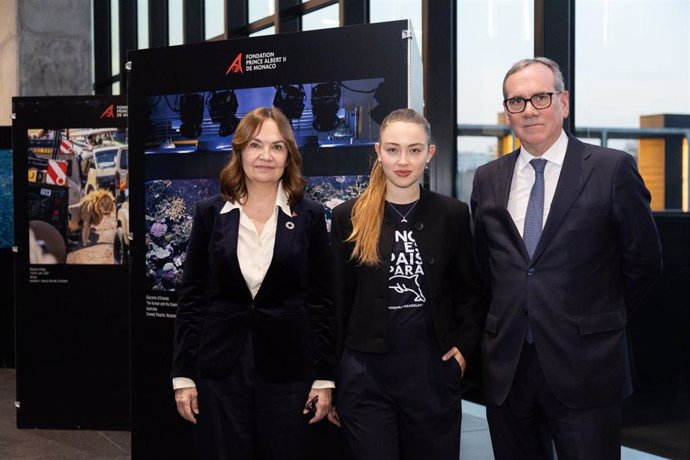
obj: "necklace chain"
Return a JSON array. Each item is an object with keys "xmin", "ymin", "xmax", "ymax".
[{"xmin": 387, "ymin": 200, "xmax": 419, "ymax": 223}]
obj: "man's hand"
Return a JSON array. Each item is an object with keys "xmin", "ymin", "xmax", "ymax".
[
  {"xmin": 175, "ymin": 387, "xmax": 199, "ymax": 424},
  {"xmin": 327, "ymin": 406, "xmax": 341, "ymax": 427}
]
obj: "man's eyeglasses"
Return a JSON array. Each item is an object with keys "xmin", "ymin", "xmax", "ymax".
[{"xmin": 503, "ymin": 92, "xmax": 563, "ymax": 114}]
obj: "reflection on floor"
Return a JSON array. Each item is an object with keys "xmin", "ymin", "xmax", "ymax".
[
  {"xmin": 0, "ymin": 369, "xmax": 672, "ymax": 459},
  {"xmin": 460, "ymin": 402, "xmax": 670, "ymax": 460}
]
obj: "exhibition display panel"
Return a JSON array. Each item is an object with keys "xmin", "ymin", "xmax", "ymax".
[
  {"xmin": 12, "ymin": 96, "xmax": 130, "ymax": 429},
  {"xmin": 128, "ymin": 20, "xmax": 422, "ymax": 459}
]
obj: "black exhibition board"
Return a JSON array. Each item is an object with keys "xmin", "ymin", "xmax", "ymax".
[
  {"xmin": 128, "ymin": 20, "xmax": 422, "ymax": 459},
  {"xmin": 12, "ymin": 96, "xmax": 130, "ymax": 429}
]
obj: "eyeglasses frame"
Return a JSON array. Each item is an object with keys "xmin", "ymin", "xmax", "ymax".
[{"xmin": 503, "ymin": 91, "xmax": 564, "ymax": 114}]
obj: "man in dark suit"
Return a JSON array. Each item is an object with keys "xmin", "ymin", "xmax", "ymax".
[{"xmin": 471, "ymin": 57, "xmax": 663, "ymax": 460}]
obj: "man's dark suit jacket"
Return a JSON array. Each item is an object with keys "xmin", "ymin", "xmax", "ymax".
[
  {"xmin": 330, "ymin": 188, "xmax": 484, "ymax": 374},
  {"xmin": 471, "ymin": 135, "xmax": 662, "ymax": 410},
  {"xmin": 171, "ymin": 194, "xmax": 335, "ymax": 383}
]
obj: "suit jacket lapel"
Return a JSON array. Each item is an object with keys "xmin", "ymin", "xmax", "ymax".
[
  {"xmin": 220, "ymin": 209, "xmax": 253, "ymax": 301},
  {"xmin": 497, "ymin": 150, "xmax": 519, "ymax": 209},
  {"xmin": 254, "ymin": 209, "xmax": 296, "ymax": 301},
  {"xmin": 495, "ymin": 150, "xmax": 530, "ymax": 261},
  {"xmin": 409, "ymin": 190, "xmax": 433, "ymax": 287},
  {"xmin": 531, "ymin": 136, "xmax": 593, "ymax": 263}
]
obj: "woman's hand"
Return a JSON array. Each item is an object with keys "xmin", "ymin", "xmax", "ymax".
[
  {"xmin": 442, "ymin": 346, "xmax": 466, "ymax": 377},
  {"xmin": 175, "ymin": 387, "xmax": 199, "ymax": 424},
  {"xmin": 303, "ymin": 387, "xmax": 332, "ymax": 424}
]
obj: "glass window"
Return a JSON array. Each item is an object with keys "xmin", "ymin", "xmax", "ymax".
[
  {"xmin": 575, "ymin": 6, "xmax": 690, "ymax": 457},
  {"xmin": 138, "ymin": 0, "xmax": 149, "ymax": 49},
  {"xmin": 370, "ymin": 0, "xmax": 422, "ymax": 55},
  {"xmin": 111, "ymin": 0, "xmax": 120, "ymax": 76},
  {"xmin": 250, "ymin": 26, "xmax": 275, "ymax": 37},
  {"xmin": 169, "ymin": 0, "xmax": 183, "ymax": 45},
  {"xmin": 576, "ymin": 1, "xmax": 689, "ymax": 129},
  {"xmin": 302, "ymin": 4, "xmax": 339, "ymax": 32},
  {"xmin": 576, "ymin": 0, "xmax": 690, "ymax": 212},
  {"xmin": 455, "ymin": 0, "xmax": 534, "ymax": 202},
  {"xmin": 249, "ymin": 0, "xmax": 274, "ymax": 24},
  {"xmin": 205, "ymin": 0, "xmax": 225, "ymax": 39}
]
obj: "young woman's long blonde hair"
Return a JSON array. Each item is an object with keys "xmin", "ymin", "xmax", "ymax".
[{"xmin": 346, "ymin": 108, "xmax": 432, "ymax": 266}]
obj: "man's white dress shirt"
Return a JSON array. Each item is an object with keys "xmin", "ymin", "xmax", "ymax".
[{"xmin": 507, "ymin": 130, "xmax": 568, "ymax": 236}]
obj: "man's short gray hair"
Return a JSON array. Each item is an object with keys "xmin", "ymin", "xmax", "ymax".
[{"xmin": 502, "ymin": 57, "xmax": 566, "ymax": 98}]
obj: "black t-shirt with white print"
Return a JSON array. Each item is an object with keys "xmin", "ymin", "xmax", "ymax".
[{"xmin": 386, "ymin": 201, "xmax": 428, "ymax": 332}]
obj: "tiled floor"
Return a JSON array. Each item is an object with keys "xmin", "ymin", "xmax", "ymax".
[
  {"xmin": 0, "ymin": 369, "xmax": 129, "ymax": 460},
  {"xmin": 0, "ymin": 368, "xmax": 670, "ymax": 460}
]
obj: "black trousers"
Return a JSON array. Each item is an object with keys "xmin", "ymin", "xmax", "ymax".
[
  {"xmin": 486, "ymin": 343, "xmax": 622, "ymax": 460},
  {"xmin": 337, "ymin": 327, "xmax": 463, "ymax": 460},
  {"xmin": 193, "ymin": 336, "xmax": 313, "ymax": 460}
]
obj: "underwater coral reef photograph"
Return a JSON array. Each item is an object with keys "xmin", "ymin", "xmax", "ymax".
[
  {"xmin": 305, "ymin": 175, "xmax": 369, "ymax": 232},
  {"xmin": 144, "ymin": 175, "xmax": 369, "ymax": 291},
  {"xmin": 145, "ymin": 178, "xmax": 219, "ymax": 291},
  {"xmin": 0, "ymin": 149, "xmax": 13, "ymax": 249}
]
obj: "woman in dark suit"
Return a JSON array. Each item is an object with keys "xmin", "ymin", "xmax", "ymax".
[
  {"xmin": 171, "ymin": 107, "xmax": 335, "ymax": 460},
  {"xmin": 329, "ymin": 108, "xmax": 484, "ymax": 460}
]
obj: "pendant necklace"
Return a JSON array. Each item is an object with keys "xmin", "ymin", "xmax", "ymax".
[{"xmin": 387, "ymin": 199, "xmax": 419, "ymax": 223}]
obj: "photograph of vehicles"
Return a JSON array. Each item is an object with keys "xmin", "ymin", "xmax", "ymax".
[
  {"xmin": 26, "ymin": 127, "xmax": 128, "ymax": 264},
  {"xmin": 143, "ymin": 78, "xmax": 387, "ymax": 155}
]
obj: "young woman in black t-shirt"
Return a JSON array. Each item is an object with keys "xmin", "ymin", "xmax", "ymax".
[{"xmin": 329, "ymin": 109, "xmax": 484, "ymax": 459}]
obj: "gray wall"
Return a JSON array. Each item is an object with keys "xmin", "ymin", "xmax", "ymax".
[
  {"xmin": 0, "ymin": 0, "xmax": 19, "ymax": 125},
  {"xmin": 0, "ymin": 0, "xmax": 93, "ymax": 125}
]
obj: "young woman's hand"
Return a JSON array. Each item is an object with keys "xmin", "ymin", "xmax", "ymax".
[{"xmin": 442, "ymin": 346, "xmax": 466, "ymax": 377}]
